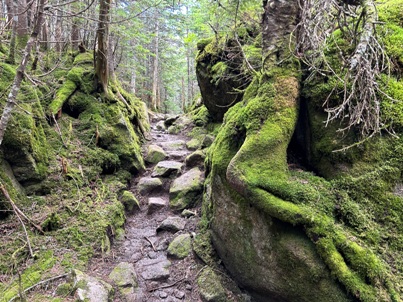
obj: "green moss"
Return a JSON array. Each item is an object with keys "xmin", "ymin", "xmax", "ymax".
[
  {"xmin": 206, "ymin": 65, "xmax": 401, "ymax": 300},
  {"xmin": 73, "ymin": 52, "xmax": 93, "ymax": 65},
  {"xmin": 120, "ymin": 190, "xmax": 139, "ymax": 211},
  {"xmin": 48, "ymin": 79, "xmax": 77, "ymax": 115}
]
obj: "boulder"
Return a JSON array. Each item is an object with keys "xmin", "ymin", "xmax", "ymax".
[
  {"xmin": 197, "ymin": 267, "xmax": 226, "ymax": 302},
  {"xmin": 157, "ymin": 216, "xmax": 187, "ymax": 232},
  {"xmin": 147, "ymin": 197, "xmax": 166, "ymax": 215},
  {"xmin": 185, "ymin": 150, "xmax": 206, "ymax": 168},
  {"xmin": 169, "ymin": 167, "xmax": 204, "ymax": 211},
  {"xmin": 151, "ymin": 160, "xmax": 183, "ymax": 178},
  {"xmin": 167, "ymin": 233, "xmax": 192, "ymax": 259},
  {"xmin": 138, "ymin": 177, "xmax": 163, "ymax": 195},
  {"xmin": 73, "ymin": 270, "xmax": 113, "ymax": 302},
  {"xmin": 145, "ymin": 145, "xmax": 167, "ymax": 164}
]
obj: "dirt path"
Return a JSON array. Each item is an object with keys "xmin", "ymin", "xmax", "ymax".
[{"xmin": 88, "ymin": 115, "xmax": 205, "ymax": 301}]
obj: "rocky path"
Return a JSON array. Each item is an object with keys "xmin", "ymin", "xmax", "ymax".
[{"xmin": 82, "ymin": 114, "xmax": 216, "ymax": 302}]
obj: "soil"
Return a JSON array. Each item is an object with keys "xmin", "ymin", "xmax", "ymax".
[{"xmin": 87, "ymin": 115, "xmax": 207, "ymax": 301}]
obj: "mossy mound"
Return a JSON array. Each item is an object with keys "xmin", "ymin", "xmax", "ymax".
[{"xmin": 0, "ymin": 50, "xmax": 149, "ymax": 300}]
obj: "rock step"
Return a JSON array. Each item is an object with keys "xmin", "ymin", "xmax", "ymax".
[{"xmin": 151, "ymin": 160, "xmax": 183, "ymax": 178}]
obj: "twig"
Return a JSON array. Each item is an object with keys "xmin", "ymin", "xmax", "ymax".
[
  {"xmin": 8, "ymin": 273, "xmax": 69, "ymax": 302},
  {"xmin": 143, "ymin": 236, "xmax": 156, "ymax": 252},
  {"xmin": 148, "ymin": 277, "xmax": 185, "ymax": 292},
  {"xmin": 0, "ymin": 184, "xmax": 44, "ymax": 234}
]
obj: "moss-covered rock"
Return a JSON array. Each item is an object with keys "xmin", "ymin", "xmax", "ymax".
[
  {"xmin": 197, "ymin": 267, "xmax": 227, "ymax": 302},
  {"xmin": 120, "ymin": 190, "xmax": 139, "ymax": 212},
  {"xmin": 167, "ymin": 233, "xmax": 192, "ymax": 259}
]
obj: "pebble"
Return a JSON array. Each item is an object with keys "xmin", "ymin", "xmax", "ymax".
[
  {"xmin": 174, "ymin": 289, "xmax": 185, "ymax": 299},
  {"xmin": 159, "ymin": 291, "xmax": 168, "ymax": 299}
]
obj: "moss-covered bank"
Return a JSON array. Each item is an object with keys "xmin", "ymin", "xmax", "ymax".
[{"xmin": 0, "ymin": 51, "xmax": 149, "ymax": 301}]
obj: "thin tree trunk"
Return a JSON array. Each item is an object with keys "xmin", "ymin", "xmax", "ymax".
[
  {"xmin": 130, "ymin": 71, "xmax": 136, "ymax": 94},
  {"xmin": 95, "ymin": 0, "xmax": 111, "ymax": 93},
  {"xmin": 151, "ymin": 12, "xmax": 159, "ymax": 111},
  {"xmin": 55, "ymin": 0, "xmax": 63, "ymax": 52},
  {"xmin": 0, "ymin": 0, "xmax": 45, "ymax": 147},
  {"xmin": 6, "ymin": 0, "xmax": 16, "ymax": 64},
  {"xmin": 181, "ymin": 76, "xmax": 185, "ymax": 112}
]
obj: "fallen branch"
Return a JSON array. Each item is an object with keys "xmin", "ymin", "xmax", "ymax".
[
  {"xmin": 8, "ymin": 273, "xmax": 69, "ymax": 302},
  {"xmin": 0, "ymin": 184, "xmax": 44, "ymax": 234},
  {"xmin": 148, "ymin": 276, "xmax": 185, "ymax": 292},
  {"xmin": 143, "ymin": 236, "xmax": 156, "ymax": 252}
]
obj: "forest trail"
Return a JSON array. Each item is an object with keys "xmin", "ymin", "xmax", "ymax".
[{"xmin": 87, "ymin": 114, "xmax": 206, "ymax": 302}]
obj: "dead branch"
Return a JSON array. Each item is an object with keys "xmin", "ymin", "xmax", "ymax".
[
  {"xmin": 8, "ymin": 273, "xmax": 69, "ymax": 302},
  {"xmin": 148, "ymin": 276, "xmax": 185, "ymax": 292},
  {"xmin": 143, "ymin": 236, "xmax": 156, "ymax": 252},
  {"xmin": 0, "ymin": 184, "xmax": 44, "ymax": 234}
]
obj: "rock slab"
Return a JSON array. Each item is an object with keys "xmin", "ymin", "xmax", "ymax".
[
  {"xmin": 148, "ymin": 197, "xmax": 166, "ymax": 215},
  {"xmin": 145, "ymin": 145, "xmax": 167, "ymax": 164},
  {"xmin": 151, "ymin": 160, "xmax": 183, "ymax": 178},
  {"xmin": 73, "ymin": 270, "xmax": 113, "ymax": 302},
  {"xmin": 157, "ymin": 216, "xmax": 187, "ymax": 232},
  {"xmin": 138, "ymin": 257, "xmax": 171, "ymax": 281},
  {"xmin": 138, "ymin": 177, "xmax": 163, "ymax": 195}
]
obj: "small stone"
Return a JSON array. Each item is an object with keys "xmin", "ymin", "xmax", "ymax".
[
  {"xmin": 167, "ymin": 234, "xmax": 192, "ymax": 259},
  {"xmin": 186, "ymin": 138, "xmax": 201, "ymax": 150},
  {"xmin": 148, "ymin": 197, "xmax": 166, "ymax": 215},
  {"xmin": 174, "ymin": 289, "xmax": 186, "ymax": 299},
  {"xmin": 185, "ymin": 150, "xmax": 206, "ymax": 168},
  {"xmin": 145, "ymin": 145, "xmax": 167, "ymax": 164},
  {"xmin": 108, "ymin": 262, "xmax": 138, "ymax": 288},
  {"xmin": 164, "ymin": 115, "xmax": 180, "ymax": 127},
  {"xmin": 157, "ymin": 238, "xmax": 170, "ymax": 251},
  {"xmin": 160, "ymin": 140, "xmax": 186, "ymax": 150},
  {"xmin": 185, "ymin": 284, "xmax": 192, "ymax": 291},
  {"xmin": 151, "ymin": 161, "xmax": 183, "ymax": 178},
  {"xmin": 167, "ymin": 150, "xmax": 189, "ymax": 161},
  {"xmin": 157, "ymin": 216, "xmax": 187, "ymax": 233},
  {"xmin": 138, "ymin": 177, "xmax": 163, "ymax": 195},
  {"xmin": 148, "ymin": 251, "xmax": 158, "ymax": 259},
  {"xmin": 159, "ymin": 291, "xmax": 169, "ymax": 299},
  {"xmin": 181, "ymin": 209, "xmax": 196, "ymax": 218},
  {"xmin": 138, "ymin": 257, "xmax": 171, "ymax": 281}
]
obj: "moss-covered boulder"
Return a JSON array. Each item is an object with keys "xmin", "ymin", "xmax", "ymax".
[
  {"xmin": 145, "ymin": 144, "xmax": 167, "ymax": 164},
  {"xmin": 197, "ymin": 267, "xmax": 227, "ymax": 302},
  {"xmin": 169, "ymin": 167, "xmax": 204, "ymax": 211}
]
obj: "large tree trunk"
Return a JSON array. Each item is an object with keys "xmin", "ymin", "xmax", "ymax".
[
  {"xmin": 262, "ymin": 0, "xmax": 299, "ymax": 66},
  {"xmin": 0, "ymin": 0, "xmax": 46, "ymax": 147},
  {"xmin": 95, "ymin": 0, "xmax": 111, "ymax": 93}
]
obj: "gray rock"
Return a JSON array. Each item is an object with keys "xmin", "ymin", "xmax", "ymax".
[
  {"xmin": 138, "ymin": 257, "xmax": 171, "ymax": 281},
  {"xmin": 169, "ymin": 168, "xmax": 204, "ymax": 211},
  {"xmin": 148, "ymin": 197, "xmax": 166, "ymax": 215},
  {"xmin": 157, "ymin": 216, "xmax": 186, "ymax": 232},
  {"xmin": 186, "ymin": 138, "xmax": 201, "ymax": 150},
  {"xmin": 73, "ymin": 270, "xmax": 113, "ymax": 302},
  {"xmin": 159, "ymin": 291, "xmax": 168, "ymax": 299},
  {"xmin": 181, "ymin": 209, "xmax": 197, "ymax": 217},
  {"xmin": 185, "ymin": 150, "xmax": 206, "ymax": 168},
  {"xmin": 167, "ymin": 150, "xmax": 190, "ymax": 161},
  {"xmin": 197, "ymin": 267, "xmax": 226, "ymax": 302},
  {"xmin": 145, "ymin": 145, "xmax": 167, "ymax": 164},
  {"xmin": 156, "ymin": 120, "xmax": 166, "ymax": 131},
  {"xmin": 174, "ymin": 289, "xmax": 186, "ymax": 299},
  {"xmin": 164, "ymin": 115, "xmax": 180, "ymax": 127},
  {"xmin": 167, "ymin": 234, "xmax": 192, "ymax": 259},
  {"xmin": 138, "ymin": 177, "xmax": 163, "ymax": 195},
  {"xmin": 108, "ymin": 262, "xmax": 137, "ymax": 288},
  {"xmin": 160, "ymin": 140, "xmax": 186, "ymax": 150},
  {"xmin": 151, "ymin": 161, "xmax": 183, "ymax": 178},
  {"xmin": 201, "ymin": 135, "xmax": 215, "ymax": 148}
]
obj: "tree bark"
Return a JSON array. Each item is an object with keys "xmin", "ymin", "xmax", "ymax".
[
  {"xmin": 151, "ymin": 12, "xmax": 160, "ymax": 111},
  {"xmin": 95, "ymin": 0, "xmax": 111, "ymax": 93},
  {"xmin": 55, "ymin": 0, "xmax": 63, "ymax": 52},
  {"xmin": 0, "ymin": 0, "xmax": 45, "ymax": 147}
]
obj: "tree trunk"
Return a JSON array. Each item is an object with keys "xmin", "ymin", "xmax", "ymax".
[
  {"xmin": 17, "ymin": 0, "xmax": 29, "ymax": 37},
  {"xmin": 151, "ymin": 13, "xmax": 160, "ymax": 112},
  {"xmin": 55, "ymin": 0, "xmax": 63, "ymax": 52},
  {"xmin": 262, "ymin": 0, "xmax": 299, "ymax": 66},
  {"xmin": 6, "ymin": 0, "xmax": 16, "ymax": 64},
  {"xmin": 95, "ymin": 0, "xmax": 111, "ymax": 93},
  {"xmin": 40, "ymin": 18, "xmax": 49, "ymax": 51},
  {"xmin": 0, "ymin": 0, "xmax": 46, "ymax": 147}
]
